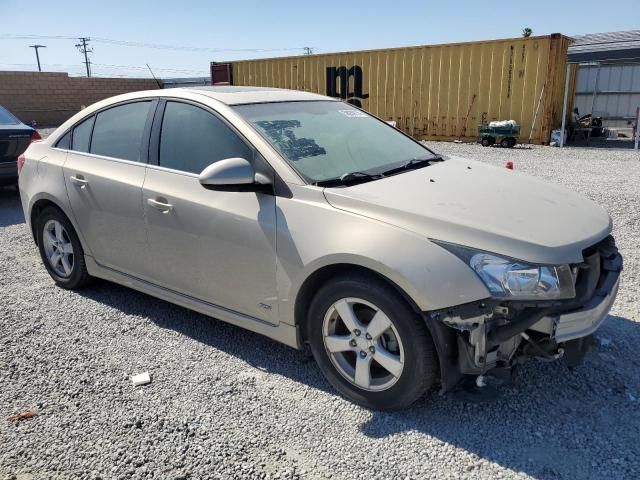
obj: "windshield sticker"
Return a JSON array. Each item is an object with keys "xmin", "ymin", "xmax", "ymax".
[{"xmin": 338, "ymin": 109, "xmax": 367, "ymax": 118}]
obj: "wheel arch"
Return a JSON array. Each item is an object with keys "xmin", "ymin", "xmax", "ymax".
[
  {"xmin": 294, "ymin": 262, "xmax": 423, "ymax": 342},
  {"xmin": 28, "ymin": 196, "xmax": 88, "ymax": 253}
]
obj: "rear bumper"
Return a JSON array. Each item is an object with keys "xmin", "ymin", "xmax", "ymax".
[{"xmin": 0, "ymin": 161, "xmax": 18, "ymax": 183}]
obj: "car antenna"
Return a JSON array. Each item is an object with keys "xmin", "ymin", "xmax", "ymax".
[{"xmin": 146, "ymin": 63, "xmax": 162, "ymax": 89}]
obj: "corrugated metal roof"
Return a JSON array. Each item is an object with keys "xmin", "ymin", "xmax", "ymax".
[
  {"xmin": 160, "ymin": 77, "xmax": 210, "ymax": 88},
  {"xmin": 568, "ymin": 30, "xmax": 640, "ymax": 63},
  {"xmin": 571, "ymin": 30, "xmax": 640, "ymax": 47}
]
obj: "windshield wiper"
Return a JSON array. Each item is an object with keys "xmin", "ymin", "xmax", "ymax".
[
  {"xmin": 380, "ymin": 155, "xmax": 443, "ymax": 176},
  {"xmin": 313, "ymin": 171, "xmax": 382, "ymax": 187},
  {"xmin": 312, "ymin": 156, "xmax": 443, "ymax": 187}
]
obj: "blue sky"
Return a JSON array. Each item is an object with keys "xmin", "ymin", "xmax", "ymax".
[{"xmin": 1, "ymin": 0, "xmax": 638, "ymax": 78}]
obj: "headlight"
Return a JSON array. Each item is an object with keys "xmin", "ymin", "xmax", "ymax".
[{"xmin": 434, "ymin": 242, "xmax": 576, "ymax": 300}]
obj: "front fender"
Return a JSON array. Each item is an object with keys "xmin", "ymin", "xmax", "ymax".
[{"xmin": 275, "ymin": 185, "xmax": 490, "ymax": 326}]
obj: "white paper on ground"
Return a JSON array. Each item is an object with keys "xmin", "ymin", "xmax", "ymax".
[{"xmin": 131, "ymin": 372, "xmax": 151, "ymax": 386}]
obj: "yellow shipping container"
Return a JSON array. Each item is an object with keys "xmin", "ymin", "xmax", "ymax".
[{"xmin": 223, "ymin": 34, "xmax": 572, "ymax": 144}]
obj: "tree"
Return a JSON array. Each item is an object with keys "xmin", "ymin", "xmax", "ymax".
[{"xmin": 522, "ymin": 27, "xmax": 532, "ymax": 38}]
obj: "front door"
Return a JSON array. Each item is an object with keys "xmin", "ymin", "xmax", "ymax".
[
  {"xmin": 142, "ymin": 100, "xmax": 278, "ymax": 323},
  {"xmin": 63, "ymin": 100, "xmax": 154, "ymax": 275}
]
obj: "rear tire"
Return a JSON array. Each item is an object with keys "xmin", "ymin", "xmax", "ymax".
[
  {"xmin": 500, "ymin": 138, "xmax": 511, "ymax": 148},
  {"xmin": 36, "ymin": 207, "xmax": 93, "ymax": 289},
  {"xmin": 306, "ymin": 273, "xmax": 439, "ymax": 410},
  {"xmin": 481, "ymin": 137, "xmax": 491, "ymax": 147}
]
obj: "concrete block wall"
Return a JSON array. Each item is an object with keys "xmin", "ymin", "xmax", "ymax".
[{"xmin": 0, "ymin": 71, "xmax": 159, "ymax": 127}]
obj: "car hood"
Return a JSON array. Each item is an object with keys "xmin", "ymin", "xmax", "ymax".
[{"xmin": 323, "ymin": 156, "xmax": 612, "ymax": 265}]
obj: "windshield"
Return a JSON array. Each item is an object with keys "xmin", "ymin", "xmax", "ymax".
[
  {"xmin": 0, "ymin": 106, "xmax": 19, "ymax": 125},
  {"xmin": 234, "ymin": 101, "xmax": 435, "ymax": 184}
]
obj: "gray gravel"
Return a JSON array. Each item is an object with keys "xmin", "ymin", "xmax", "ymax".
[{"xmin": 1, "ymin": 141, "xmax": 639, "ymax": 480}]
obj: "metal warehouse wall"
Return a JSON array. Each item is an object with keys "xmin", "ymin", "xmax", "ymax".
[
  {"xmin": 573, "ymin": 63, "xmax": 640, "ymax": 128},
  {"xmin": 229, "ymin": 34, "xmax": 571, "ymax": 144}
]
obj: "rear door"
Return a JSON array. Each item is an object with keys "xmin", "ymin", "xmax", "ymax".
[
  {"xmin": 141, "ymin": 99, "xmax": 278, "ymax": 323},
  {"xmin": 63, "ymin": 100, "xmax": 157, "ymax": 275}
]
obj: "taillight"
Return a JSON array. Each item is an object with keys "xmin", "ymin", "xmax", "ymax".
[
  {"xmin": 17, "ymin": 131, "xmax": 41, "ymax": 175},
  {"xmin": 17, "ymin": 154, "xmax": 26, "ymax": 174}
]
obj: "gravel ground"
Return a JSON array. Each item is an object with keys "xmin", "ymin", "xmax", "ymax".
[{"xmin": 1, "ymin": 140, "xmax": 639, "ymax": 480}]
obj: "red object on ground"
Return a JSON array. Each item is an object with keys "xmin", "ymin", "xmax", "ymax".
[
  {"xmin": 7, "ymin": 410, "xmax": 36, "ymax": 422},
  {"xmin": 505, "ymin": 161, "xmax": 514, "ymax": 170}
]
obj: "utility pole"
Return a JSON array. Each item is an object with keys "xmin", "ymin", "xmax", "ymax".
[
  {"xmin": 303, "ymin": 47, "xmax": 314, "ymax": 55},
  {"xmin": 29, "ymin": 45, "xmax": 47, "ymax": 72},
  {"xmin": 75, "ymin": 37, "xmax": 93, "ymax": 77}
]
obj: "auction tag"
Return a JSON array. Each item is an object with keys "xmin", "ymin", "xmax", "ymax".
[{"xmin": 338, "ymin": 109, "xmax": 368, "ymax": 118}]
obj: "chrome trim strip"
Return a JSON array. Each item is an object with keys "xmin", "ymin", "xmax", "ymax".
[
  {"xmin": 145, "ymin": 163, "xmax": 199, "ymax": 178},
  {"xmin": 60, "ymin": 149, "xmax": 147, "ymax": 168}
]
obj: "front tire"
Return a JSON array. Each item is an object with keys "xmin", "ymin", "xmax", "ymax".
[
  {"xmin": 36, "ymin": 207, "xmax": 92, "ymax": 289},
  {"xmin": 307, "ymin": 273, "xmax": 438, "ymax": 410}
]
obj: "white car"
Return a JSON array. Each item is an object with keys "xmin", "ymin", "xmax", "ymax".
[{"xmin": 18, "ymin": 87, "xmax": 622, "ymax": 409}]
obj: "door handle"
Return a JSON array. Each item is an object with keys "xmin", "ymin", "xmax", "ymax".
[
  {"xmin": 70, "ymin": 175, "xmax": 89, "ymax": 188},
  {"xmin": 147, "ymin": 197, "xmax": 174, "ymax": 213}
]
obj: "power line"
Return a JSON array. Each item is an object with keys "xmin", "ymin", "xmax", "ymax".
[
  {"xmin": 91, "ymin": 37, "xmax": 306, "ymax": 53},
  {"xmin": 92, "ymin": 63, "xmax": 210, "ymax": 73},
  {"xmin": 0, "ymin": 62, "xmax": 209, "ymax": 74},
  {"xmin": 0, "ymin": 33, "xmax": 308, "ymax": 53},
  {"xmin": 28, "ymin": 45, "xmax": 47, "ymax": 72},
  {"xmin": 0, "ymin": 34, "xmax": 77, "ymax": 40}
]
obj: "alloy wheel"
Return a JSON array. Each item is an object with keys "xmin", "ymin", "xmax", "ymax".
[
  {"xmin": 42, "ymin": 219, "xmax": 74, "ymax": 277},
  {"xmin": 322, "ymin": 297, "xmax": 405, "ymax": 391}
]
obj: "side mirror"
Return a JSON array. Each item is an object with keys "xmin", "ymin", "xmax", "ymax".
[{"xmin": 198, "ymin": 157, "xmax": 271, "ymax": 192}]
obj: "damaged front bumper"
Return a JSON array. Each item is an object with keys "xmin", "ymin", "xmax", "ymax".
[
  {"xmin": 427, "ymin": 236, "xmax": 623, "ymax": 393},
  {"xmin": 529, "ymin": 268, "xmax": 620, "ymax": 343}
]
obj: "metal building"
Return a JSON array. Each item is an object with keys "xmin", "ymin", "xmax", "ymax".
[
  {"xmin": 212, "ymin": 34, "xmax": 572, "ymax": 144},
  {"xmin": 567, "ymin": 31, "xmax": 640, "ymax": 132}
]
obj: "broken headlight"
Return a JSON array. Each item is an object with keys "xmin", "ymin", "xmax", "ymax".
[{"xmin": 435, "ymin": 242, "xmax": 576, "ymax": 300}]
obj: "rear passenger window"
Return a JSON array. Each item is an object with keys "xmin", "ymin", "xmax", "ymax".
[
  {"xmin": 56, "ymin": 131, "xmax": 71, "ymax": 150},
  {"xmin": 159, "ymin": 101, "xmax": 252, "ymax": 174},
  {"xmin": 71, "ymin": 117, "xmax": 94, "ymax": 153},
  {"xmin": 90, "ymin": 101, "xmax": 151, "ymax": 162}
]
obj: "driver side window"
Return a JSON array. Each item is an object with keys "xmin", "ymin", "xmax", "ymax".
[{"xmin": 159, "ymin": 101, "xmax": 252, "ymax": 174}]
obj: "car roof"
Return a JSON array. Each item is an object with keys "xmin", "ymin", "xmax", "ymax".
[{"xmin": 179, "ymin": 86, "xmax": 337, "ymax": 105}]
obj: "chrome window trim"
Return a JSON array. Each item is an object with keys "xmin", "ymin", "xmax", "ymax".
[
  {"xmin": 51, "ymin": 147, "xmax": 71, "ymax": 154},
  {"xmin": 51, "ymin": 97, "xmax": 157, "ymax": 155},
  {"xmin": 145, "ymin": 162, "xmax": 199, "ymax": 178},
  {"xmin": 58, "ymin": 149, "xmax": 148, "ymax": 168}
]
